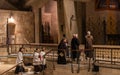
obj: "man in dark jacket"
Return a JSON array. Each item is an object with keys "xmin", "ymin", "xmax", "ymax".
[{"xmin": 71, "ymin": 34, "xmax": 80, "ymax": 61}]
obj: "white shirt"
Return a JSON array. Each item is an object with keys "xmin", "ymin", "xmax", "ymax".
[
  {"xmin": 40, "ymin": 51, "xmax": 46, "ymax": 65},
  {"xmin": 33, "ymin": 52, "xmax": 40, "ymax": 65},
  {"xmin": 16, "ymin": 51, "xmax": 23, "ymax": 64}
]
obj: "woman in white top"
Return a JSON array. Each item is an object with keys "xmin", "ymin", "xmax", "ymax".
[
  {"xmin": 15, "ymin": 47, "xmax": 25, "ymax": 74},
  {"xmin": 33, "ymin": 48, "xmax": 41, "ymax": 74}
]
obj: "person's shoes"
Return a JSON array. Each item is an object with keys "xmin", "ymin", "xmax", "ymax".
[
  {"xmin": 73, "ymin": 59, "xmax": 75, "ymax": 61},
  {"xmin": 34, "ymin": 72, "xmax": 37, "ymax": 74},
  {"xmin": 77, "ymin": 60, "xmax": 80, "ymax": 64}
]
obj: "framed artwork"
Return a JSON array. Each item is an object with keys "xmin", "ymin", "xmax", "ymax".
[
  {"xmin": 95, "ymin": 0, "xmax": 120, "ymax": 10},
  {"xmin": 42, "ymin": 13, "xmax": 51, "ymax": 33}
]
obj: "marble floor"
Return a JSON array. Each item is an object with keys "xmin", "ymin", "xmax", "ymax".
[{"xmin": 0, "ymin": 61, "xmax": 120, "ymax": 75}]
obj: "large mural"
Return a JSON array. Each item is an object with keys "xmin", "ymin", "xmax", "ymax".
[
  {"xmin": 41, "ymin": 1, "xmax": 58, "ymax": 43},
  {"xmin": 95, "ymin": 0, "xmax": 120, "ymax": 10},
  {"xmin": 86, "ymin": 0, "xmax": 120, "ymax": 45}
]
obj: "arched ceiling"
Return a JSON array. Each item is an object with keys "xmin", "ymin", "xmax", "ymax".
[{"xmin": 0, "ymin": 0, "xmax": 32, "ymax": 11}]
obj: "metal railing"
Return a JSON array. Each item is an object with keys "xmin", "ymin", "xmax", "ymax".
[
  {"xmin": 0, "ymin": 43, "xmax": 58, "ymax": 75},
  {"xmin": 0, "ymin": 62, "xmax": 23, "ymax": 75},
  {"xmin": 8, "ymin": 43, "xmax": 58, "ymax": 54},
  {"xmin": 1, "ymin": 44, "xmax": 120, "ymax": 74},
  {"xmin": 1, "ymin": 49, "xmax": 57, "ymax": 75},
  {"xmin": 93, "ymin": 45, "xmax": 120, "ymax": 69}
]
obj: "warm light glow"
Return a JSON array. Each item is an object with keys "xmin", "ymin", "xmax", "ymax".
[
  {"xmin": 8, "ymin": 17, "xmax": 15, "ymax": 23},
  {"xmin": 73, "ymin": 0, "xmax": 90, "ymax": 2},
  {"xmin": 28, "ymin": 68, "xmax": 31, "ymax": 72}
]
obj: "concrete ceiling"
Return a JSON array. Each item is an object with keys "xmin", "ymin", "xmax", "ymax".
[
  {"xmin": 0, "ymin": 0, "xmax": 17, "ymax": 10},
  {"xmin": 73, "ymin": 0, "xmax": 91, "ymax": 2},
  {"xmin": 26, "ymin": 0, "xmax": 51, "ymax": 8},
  {"xmin": 1, "ymin": 0, "xmax": 32, "ymax": 11}
]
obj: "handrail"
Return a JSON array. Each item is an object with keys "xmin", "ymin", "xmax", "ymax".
[
  {"xmin": 30, "ymin": 43, "xmax": 58, "ymax": 46},
  {"xmin": 44, "ymin": 49, "xmax": 54, "ymax": 56},
  {"xmin": 8, "ymin": 43, "xmax": 59, "ymax": 54},
  {"xmin": 93, "ymin": 46, "xmax": 120, "ymax": 69},
  {"xmin": 44, "ymin": 49, "xmax": 56, "ymax": 70},
  {"xmin": 93, "ymin": 45, "xmax": 120, "ymax": 48},
  {"xmin": 0, "ymin": 62, "xmax": 23, "ymax": 75}
]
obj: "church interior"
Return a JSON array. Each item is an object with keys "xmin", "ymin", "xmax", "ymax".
[{"xmin": 0, "ymin": 0, "xmax": 120, "ymax": 75}]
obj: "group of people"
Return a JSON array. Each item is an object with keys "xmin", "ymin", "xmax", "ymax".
[
  {"xmin": 33, "ymin": 48, "xmax": 47, "ymax": 74},
  {"xmin": 57, "ymin": 31, "xmax": 94, "ymax": 64},
  {"xmin": 15, "ymin": 47, "xmax": 47, "ymax": 74},
  {"xmin": 14, "ymin": 31, "xmax": 94, "ymax": 74}
]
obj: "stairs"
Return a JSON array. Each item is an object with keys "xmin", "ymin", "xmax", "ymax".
[
  {"xmin": 0, "ymin": 55, "xmax": 92, "ymax": 75},
  {"xmin": 0, "ymin": 49, "xmax": 89, "ymax": 75}
]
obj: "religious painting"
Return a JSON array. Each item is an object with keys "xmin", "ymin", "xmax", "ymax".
[
  {"xmin": 41, "ymin": 13, "xmax": 52, "ymax": 43},
  {"xmin": 41, "ymin": 0, "xmax": 58, "ymax": 43},
  {"xmin": 95, "ymin": 0, "xmax": 120, "ymax": 10},
  {"xmin": 106, "ymin": 16, "xmax": 116, "ymax": 34},
  {"xmin": 42, "ymin": 13, "xmax": 51, "ymax": 34}
]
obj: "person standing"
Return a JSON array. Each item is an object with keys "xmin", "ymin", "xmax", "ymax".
[
  {"xmin": 57, "ymin": 38, "xmax": 67, "ymax": 64},
  {"xmin": 15, "ymin": 47, "xmax": 25, "ymax": 74},
  {"xmin": 85, "ymin": 31, "xmax": 94, "ymax": 60},
  {"xmin": 39, "ymin": 47, "xmax": 47, "ymax": 70},
  {"xmin": 33, "ymin": 48, "xmax": 41, "ymax": 74},
  {"xmin": 61, "ymin": 34, "xmax": 69, "ymax": 57},
  {"xmin": 71, "ymin": 34, "xmax": 80, "ymax": 61}
]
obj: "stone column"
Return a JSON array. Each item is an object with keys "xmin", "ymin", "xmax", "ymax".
[
  {"xmin": 63, "ymin": 0, "xmax": 78, "ymax": 42},
  {"xmin": 75, "ymin": 2, "xmax": 86, "ymax": 44},
  {"xmin": 33, "ymin": 8, "xmax": 40, "ymax": 43},
  {"xmin": 57, "ymin": 0, "xmax": 65, "ymax": 42}
]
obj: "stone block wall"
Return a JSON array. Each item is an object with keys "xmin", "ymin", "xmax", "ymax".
[
  {"xmin": 0, "ymin": 10, "xmax": 35, "ymax": 44},
  {"xmin": 63, "ymin": 0, "xmax": 78, "ymax": 43}
]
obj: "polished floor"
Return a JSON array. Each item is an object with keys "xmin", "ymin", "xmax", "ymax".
[{"xmin": 0, "ymin": 60, "xmax": 120, "ymax": 75}]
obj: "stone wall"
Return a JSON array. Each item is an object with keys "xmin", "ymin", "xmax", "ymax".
[
  {"xmin": 63, "ymin": 0, "xmax": 78, "ymax": 43},
  {"xmin": 74, "ymin": 2, "xmax": 86, "ymax": 44},
  {"xmin": 0, "ymin": 10, "xmax": 34, "ymax": 44}
]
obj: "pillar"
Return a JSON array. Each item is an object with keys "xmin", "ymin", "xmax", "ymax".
[{"xmin": 33, "ymin": 8, "xmax": 40, "ymax": 43}]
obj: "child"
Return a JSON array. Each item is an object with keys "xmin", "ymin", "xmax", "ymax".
[
  {"xmin": 15, "ymin": 47, "xmax": 25, "ymax": 74},
  {"xmin": 33, "ymin": 48, "xmax": 41, "ymax": 74},
  {"xmin": 39, "ymin": 47, "xmax": 47, "ymax": 70}
]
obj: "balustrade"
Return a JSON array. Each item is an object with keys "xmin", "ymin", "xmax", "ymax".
[{"xmin": 94, "ymin": 45, "xmax": 120, "ymax": 68}]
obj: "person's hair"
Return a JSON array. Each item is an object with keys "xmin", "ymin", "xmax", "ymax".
[
  {"xmin": 63, "ymin": 34, "xmax": 66, "ymax": 37},
  {"xmin": 36, "ymin": 48, "xmax": 39, "ymax": 50},
  {"xmin": 19, "ymin": 47, "xmax": 24, "ymax": 52},
  {"xmin": 42, "ymin": 47, "xmax": 45, "ymax": 51},
  {"xmin": 87, "ymin": 31, "xmax": 91, "ymax": 34},
  {"xmin": 34, "ymin": 48, "xmax": 39, "ymax": 52}
]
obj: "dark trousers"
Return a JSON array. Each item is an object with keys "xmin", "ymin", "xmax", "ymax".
[
  {"xmin": 85, "ymin": 50, "xmax": 93, "ymax": 59},
  {"xmin": 15, "ymin": 65, "xmax": 25, "ymax": 74},
  {"xmin": 34, "ymin": 65, "xmax": 40, "ymax": 73},
  {"xmin": 34, "ymin": 64, "xmax": 47, "ymax": 73},
  {"xmin": 71, "ymin": 50, "xmax": 80, "ymax": 61}
]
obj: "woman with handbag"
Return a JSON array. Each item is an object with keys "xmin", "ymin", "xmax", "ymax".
[{"xmin": 57, "ymin": 38, "xmax": 67, "ymax": 64}]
